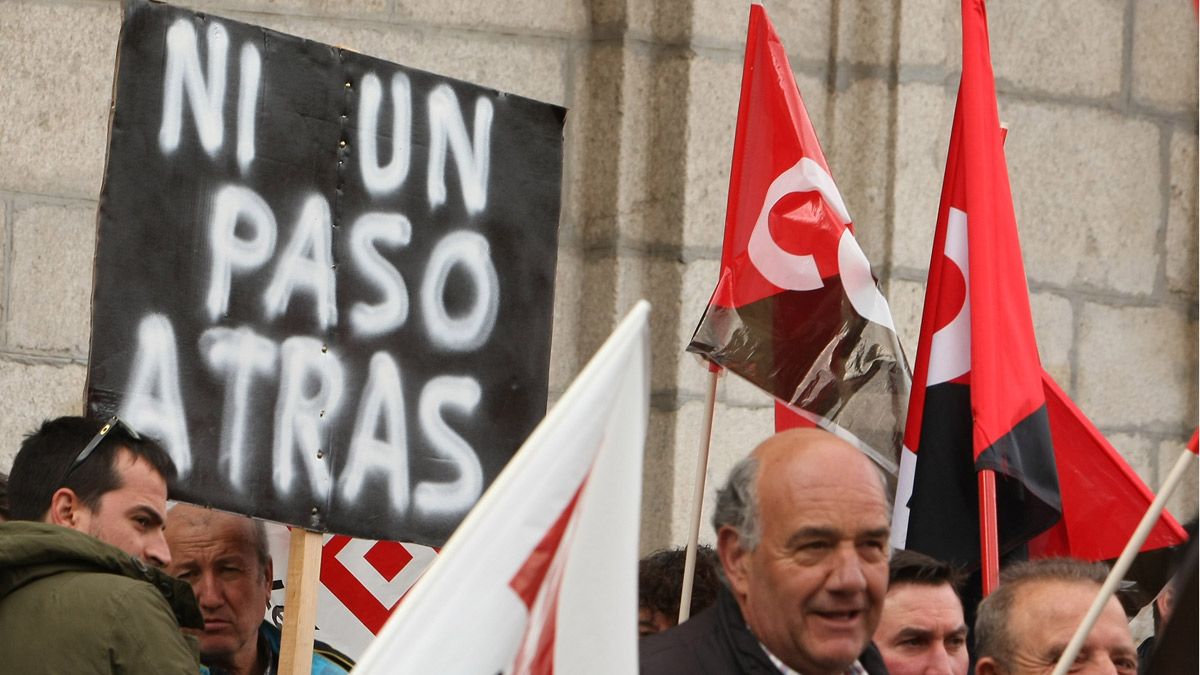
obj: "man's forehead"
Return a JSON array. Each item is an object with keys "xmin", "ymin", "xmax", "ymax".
[
  {"xmin": 887, "ymin": 580, "xmax": 959, "ymax": 600},
  {"xmin": 1009, "ymin": 579, "xmax": 1122, "ymax": 633},
  {"xmin": 883, "ymin": 583, "xmax": 965, "ymax": 617},
  {"xmin": 762, "ymin": 479, "xmax": 891, "ymax": 534},
  {"xmin": 754, "ymin": 433, "xmax": 887, "ymax": 499},
  {"xmin": 168, "ymin": 509, "xmax": 258, "ymax": 552}
]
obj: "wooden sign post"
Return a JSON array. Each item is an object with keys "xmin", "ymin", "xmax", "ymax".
[{"xmin": 278, "ymin": 529, "xmax": 323, "ymax": 675}]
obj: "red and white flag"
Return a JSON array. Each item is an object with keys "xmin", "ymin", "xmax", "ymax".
[
  {"xmin": 890, "ymin": 0, "xmax": 1062, "ymax": 566},
  {"xmin": 687, "ymin": 4, "xmax": 910, "ymax": 478},
  {"xmin": 353, "ymin": 302, "xmax": 649, "ymax": 674},
  {"xmin": 892, "ymin": 0, "xmax": 1186, "ymax": 568}
]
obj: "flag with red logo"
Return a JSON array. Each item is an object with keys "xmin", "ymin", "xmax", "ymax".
[
  {"xmin": 687, "ymin": 4, "xmax": 910, "ymax": 478},
  {"xmin": 889, "ymin": 0, "xmax": 1061, "ymax": 566},
  {"xmin": 891, "ymin": 0, "xmax": 1188, "ymax": 568},
  {"xmin": 353, "ymin": 302, "xmax": 649, "ymax": 674}
]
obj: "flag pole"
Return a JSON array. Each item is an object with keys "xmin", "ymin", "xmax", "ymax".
[
  {"xmin": 977, "ymin": 121, "xmax": 1008, "ymax": 599},
  {"xmin": 678, "ymin": 364, "xmax": 720, "ymax": 623},
  {"xmin": 1050, "ymin": 446, "xmax": 1198, "ymax": 675},
  {"xmin": 978, "ymin": 470, "xmax": 1001, "ymax": 595}
]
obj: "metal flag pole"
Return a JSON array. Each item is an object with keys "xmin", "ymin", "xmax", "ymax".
[
  {"xmin": 678, "ymin": 365, "xmax": 720, "ymax": 623},
  {"xmin": 1050, "ymin": 445, "xmax": 1197, "ymax": 675}
]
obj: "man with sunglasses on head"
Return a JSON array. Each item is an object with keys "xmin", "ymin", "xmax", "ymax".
[{"xmin": 0, "ymin": 415, "xmax": 203, "ymax": 673}]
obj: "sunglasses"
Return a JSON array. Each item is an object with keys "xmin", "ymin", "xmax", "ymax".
[{"xmin": 59, "ymin": 416, "xmax": 142, "ymax": 487}]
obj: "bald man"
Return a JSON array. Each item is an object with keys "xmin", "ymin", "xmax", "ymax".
[
  {"xmin": 640, "ymin": 428, "xmax": 891, "ymax": 675},
  {"xmin": 165, "ymin": 505, "xmax": 350, "ymax": 675}
]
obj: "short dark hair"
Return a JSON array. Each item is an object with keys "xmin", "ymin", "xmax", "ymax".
[
  {"xmin": 975, "ymin": 558, "xmax": 1110, "ymax": 670},
  {"xmin": 888, "ymin": 549, "xmax": 966, "ymax": 597},
  {"xmin": 639, "ymin": 546, "xmax": 721, "ymax": 622},
  {"xmin": 0, "ymin": 471, "xmax": 9, "ymax": 520},
  {"xmin": 7, "ymin": 416, "xmax": 177, "ymax": 521}
]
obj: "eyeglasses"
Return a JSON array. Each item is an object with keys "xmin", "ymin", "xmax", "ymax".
[{"xmin": 59, "ymin": 416, "xmax": 141, "ymax": 487}]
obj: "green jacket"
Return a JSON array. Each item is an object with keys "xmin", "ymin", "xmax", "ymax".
[{"xmin": 0, "ymin": 521, "xmax": 204, "ymax": 674}]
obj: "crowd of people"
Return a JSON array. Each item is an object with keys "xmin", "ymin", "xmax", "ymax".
[
  {"xmin": 636, "ymin": 429, "xmax": 1195, "ymax": 675},
  {"xmin": 0, "ymin": 416, "xmax": 1193, "ymax": 674}
]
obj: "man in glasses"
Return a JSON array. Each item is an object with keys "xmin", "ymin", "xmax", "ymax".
[{"xmin": 0, "ymin": 415, "xmax": 202, "ymax": 673}]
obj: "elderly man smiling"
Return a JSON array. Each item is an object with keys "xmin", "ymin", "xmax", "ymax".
[{"xmin": 640, "ymin": 428, "xmax": 891, "ymax": 674}]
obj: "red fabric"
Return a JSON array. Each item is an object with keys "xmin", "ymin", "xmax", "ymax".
[
  {"xmin": 713, "ymin": 3, "xmax": 850, "ymax": 310},
  {"xmin": 897, "ymin": 0, "xmax": 1061, "ymax": 567},
  {"xmin": 773, "ymin": 400, "xmax": 817, "ymax": 433},
  {"xmin": 905, "ymin": 0, "xmax": 1046, "ymax": 459},
  {"xmin": 958, "ymin": 0, "xmax": 1045, "ymax": 459},
  {"xmin": 507, "ymin": 485, "xmax": 585, "ymax": 675},
  {"xmin": 1189, "ymin": 428, "xmax": 1198, "ymax": 454},
  {"xmin": 902, "ymin": 0, "xmax": 1184, "ymax": 564},
  {"xmin": 1029, "ymin": 373, "xmax": 1187, "ymax": 559}
]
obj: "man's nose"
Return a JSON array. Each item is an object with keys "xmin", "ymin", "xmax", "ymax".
[
  {"xmin": 826, "ymin": 543, "xmax": 868, "ymax": 592},
  {"xmin": 144, "ymin": 530, "xmax": 172, "ymax": 568},
  {"xmin": 193, "ymin": 572, "xmax": 224, "ymax": 609},
  {"xmin": 923, "ymin": 645, "xmax": 958, "ymax": 675}
]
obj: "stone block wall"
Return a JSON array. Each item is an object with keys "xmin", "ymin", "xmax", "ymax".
[{"xmin": 0, "ymin": 0, "xmax": 1194, "ymax": 549}]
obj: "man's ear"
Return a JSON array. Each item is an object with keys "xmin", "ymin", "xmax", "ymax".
[
  {"xmin": 717, "ymin": 525, "xmax": 750, "ymax": 595},
  {"xmin": 1155, "ymin": 582, "xmax": 1175, "ymax": 618},
  {"xmin": 47, "ymin": 487, "xmax": 85, "ymax": 528},
  {"xmin": 975, "ymin": 656, "xmax": 1000, "ymax": 675}
]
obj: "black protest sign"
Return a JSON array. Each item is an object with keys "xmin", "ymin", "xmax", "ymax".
[{"xmin": 86, "ymin": 0, "xmax": 564, "ymax": 544}]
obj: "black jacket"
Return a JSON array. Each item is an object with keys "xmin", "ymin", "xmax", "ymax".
[{"xmin": 640, "ymin": 586, "xmax": 889, "ymax": 674}]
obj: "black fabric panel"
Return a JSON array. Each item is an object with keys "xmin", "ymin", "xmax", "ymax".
[{"xmin": 905, "ymin": 385, "xmax": 1060, "ymax": 570}]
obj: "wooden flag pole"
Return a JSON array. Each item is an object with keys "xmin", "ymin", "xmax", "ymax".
[
  {"xmin": 1050, "ymin": 447, "xmax": 1197, "ymax": 675},
  {"xmin": 977, "ymin": 122, "xmax": 1009, "ymax": 599},
  {"xmin": 278, "ymin": 528, "xmax": 323, "ymax": 675},
  {"xmin": 678, "ymin": 365, "xmax": 720, "ymax": 623},
  {"xmin": 978, "ymin": 469, "xmax": 1000, "ymax": 596}
]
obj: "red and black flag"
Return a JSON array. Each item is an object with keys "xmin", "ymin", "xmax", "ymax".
[
  {"xmin": 687, "ymin": 4, "xmax": 910, "ymax": 476},
  {"xmin": 890, "ymin": 0, "xmax": 1061, "ymax": 567}
]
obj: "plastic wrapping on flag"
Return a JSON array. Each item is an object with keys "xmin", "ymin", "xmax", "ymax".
[
  {"xmin": 685, "ymin": 4, "xmax": 910, "ymax": 485},
  {"xmin": 688, "ymin": 271, "xmax": 909, "ymax": 484}
]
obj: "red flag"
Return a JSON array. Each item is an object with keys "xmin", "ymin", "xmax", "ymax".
[
  {"xmin": 688, "ymin": 4, "xmax": 909, "ymax": 476},
  {"xmin": 890, "ymin": 0, "xmax": 1061, "ymax": 567},
  {"xmin": 1028, "ymin": 373, "xmax": 1187, "ymax": 559}
]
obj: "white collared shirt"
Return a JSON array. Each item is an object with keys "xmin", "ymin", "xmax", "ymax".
[{"xmin": 759, "ymin": 642, "xmax": 868, "ymax": 675}]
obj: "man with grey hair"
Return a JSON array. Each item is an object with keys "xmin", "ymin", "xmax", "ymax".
[
  {"xmin": 974, "ymin": 559, "xmax": 1137, "ymax": 675},
  {"xmin": 640, "ymin": 428, "xmax": 891, "ymax": 674},
  {"xmin": 165, "ymin": 504, "xmax": 351, "ymax": 675}
]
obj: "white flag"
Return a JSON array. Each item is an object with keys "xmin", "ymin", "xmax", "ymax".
[{"xmin": 354, "ymin": 301, "xmax": 650, "ymax": 674}]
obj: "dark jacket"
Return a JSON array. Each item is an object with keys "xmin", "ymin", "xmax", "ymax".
[
  {"xmin": 640, "ymin": 586, "xmax": 889, "ymax": 674},
  {"xmin": 0, "ymin": 521, "xmax": 203, "ymax": 674}
]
